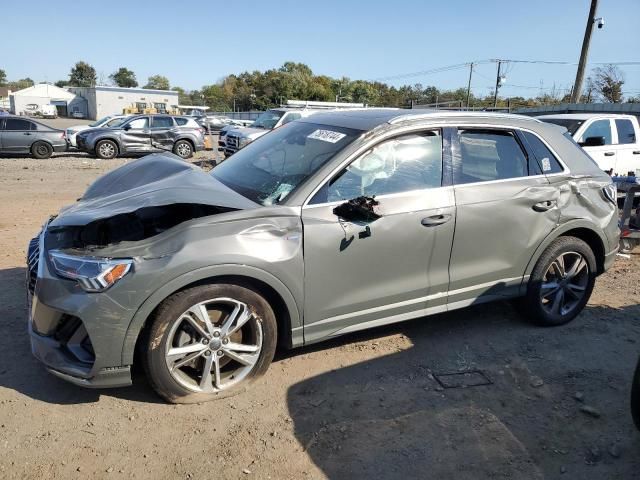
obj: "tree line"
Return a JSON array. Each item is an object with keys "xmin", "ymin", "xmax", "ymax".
[{"xmin": 0, "ymin": 61, "xmax": 636, "ymax": 110}]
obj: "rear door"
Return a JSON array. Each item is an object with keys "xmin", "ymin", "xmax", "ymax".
[
  {"xmin": 578, "ymin": 119, "xmax": 617, "ymax": 173},
  {"xmin": 150, "ymin": 115, "xmax": 176, "ymax": 151},
  {"xmin": 612, "ymin": 118, "xmax": 640, "ymax": 176},
  {"xmin": 447, "ymin": 127, "xmax": 559, "ymax": 308},
  {"xmin": 1, "ymin": 118, "xmax": 35, "ymax": 152},
  {"xmin": 121, "ymin": 116, "xmax": 151, "ymax": 152}
]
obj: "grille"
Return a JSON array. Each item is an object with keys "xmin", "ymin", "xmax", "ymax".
[
  {"xmin": 225, "ymin": 134, "xmax": 239, "ymax": 154},
  {"xmin": 27, "ymin": 236, "xmax": 40, "ymax": 295}
]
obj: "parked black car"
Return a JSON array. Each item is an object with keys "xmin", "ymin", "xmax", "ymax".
[
  {"xmin": 0, "ymin": 116, "xmax": 66, "ymax": 159},
  {"xmin": 75, "ymin": 115, "xmax": 206, "ymax": 160}
]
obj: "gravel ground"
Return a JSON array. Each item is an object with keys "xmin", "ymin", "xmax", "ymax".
[{"xmin": 0, "ymin": 155, "xmax": 639, "ymax": 479}]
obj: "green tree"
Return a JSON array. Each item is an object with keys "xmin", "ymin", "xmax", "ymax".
[
  {"xmin": 0, "ymin": 69, "xmax": 6, "ymax": 86},
  {"xmin": 110, "ymin": 67, "xmax": 138, "ymax": 88},
  {"xmin": 68, "ymin": 61, "xmax": 96, "ymax": 87},
  {"xmin": 54, "ymin": 80, "xmax": 69, "ymax": 88},
  {"xmin": 144, "ymin": 75, "xmax": 170, "ymax": 90},
  {"xmin": 7, "ymin": 78, "xmax": 34, "ymax": 90}
]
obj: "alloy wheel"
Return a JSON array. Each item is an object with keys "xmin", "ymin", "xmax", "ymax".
[
  {"xmin": 540, "ymin": 251, "xmax": 589, "ymax": 316},
  {"xmin": 99, "ymin": 142, "xmax": 115, "ymax": 158},
  {"xmin": 164, "ymin": 297, "xmax": 263, "ymax": 393},
  {"xmin": 176, "ymin": 143, "xmax": 191, "ymax": 158}
]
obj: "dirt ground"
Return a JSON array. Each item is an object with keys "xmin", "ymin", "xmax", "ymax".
[{"xmin": 0, "ymin": 148, "xmax": 639, "ymax": 479}]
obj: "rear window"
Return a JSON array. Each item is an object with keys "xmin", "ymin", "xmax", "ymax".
[
  {"xmin": 151, "ymin": 116, "xmax": 174, "ymax": 128},
  {"xmin": 539, "ymin": 118, "xmax": 584, "ymax": 135},
  {"xmin": 520, "ymin": 131, "xmax": 564, "ymax": 174},
  {"xmin": 615, "ymin": 119, "xmax": 636, "ymax": 144},
  {"xmin": 5, "ymin": 118, "xmax": 34, "ymax": 131}
]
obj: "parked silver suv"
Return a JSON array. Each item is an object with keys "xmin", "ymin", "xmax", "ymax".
[
  {"xmin": 27, "ymin": 110, "xmax": 619, "ymax": 403},
  {"xmin": 75, "ymin": 114, "xmax": 205, "ymax": 159}
]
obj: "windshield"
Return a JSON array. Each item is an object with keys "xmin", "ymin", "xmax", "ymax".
[
  {"xmin": 211, "ymin": 121, "xmax": 362, "ymax": 205},
  {"xmin": 105, "ymin": 117, "xmax": 126, "ymax": 128},
  {"xmin": 89, "ymin": 116, "xmax": 112, "ymax": 127},
  {"xmin": 539, "ymin": 118, "xmax": 584, "ymax": 136},
  {"xmin": 251, "ymin": 110, "xmax": 285, "ymax": 130}
]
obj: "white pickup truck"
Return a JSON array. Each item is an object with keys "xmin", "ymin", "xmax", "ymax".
[{"xmin": 537, "ymin": 113, "xmax": 640, "ymax": 176}]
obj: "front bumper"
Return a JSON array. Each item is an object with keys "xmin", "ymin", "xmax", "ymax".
[{"xmin": 26, "ymin": 229, "xmax": 135, "ymax": 388}]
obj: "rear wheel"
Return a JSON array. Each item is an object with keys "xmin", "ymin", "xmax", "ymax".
[
  {"xmin": 31, "ymin": 141, "xmax": 53, "ymax": 159},
  {"xmin": 143, "ymin": 283, "xmax": 277, "ymax": 403},
  {"xmin": 520, "ymin": 236, "xmax": 596, "ymax": 326},
  {"xmin": 173, "ymin": 140, "xmax": 193, "ymax": 159},
  {"xmin": 95, "ymin": 140, "xmax": 118, "ymax": 159}
]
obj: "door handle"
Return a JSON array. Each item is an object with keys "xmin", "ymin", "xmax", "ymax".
[
  {"xmin": 604, "ymin": 152, "xmax": 615, "ymax": 156},
  {"xmin": 633, "ymin": 151, "xmax": 640, "ymax": 155},
  {"xmin": 532, "ymin": 200, "xmax": 556, "ymax": 212},
  {"xmin": 23, "ymin": 132, "xmax": 32, "ymax": 135},
  {"xmin": 421, "ymin": 214, "xmax": 452, "ymax": 227}
]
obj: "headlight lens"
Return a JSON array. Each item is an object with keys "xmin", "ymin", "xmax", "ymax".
[
  {"xmin": 602, "ymin": 183, "xmax": 617, "ymax": 204},
  {"xmin": 49, "ymin": 250, "xmax": 133, "ymax": 292},
  {"xmin": 238, "ymin": 137, "xmax": 252, "ymax": 147}
]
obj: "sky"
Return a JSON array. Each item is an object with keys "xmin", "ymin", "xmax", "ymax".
[{"xmin": 3, "ymin": 0, "xmax": 639, "ymax": 99}]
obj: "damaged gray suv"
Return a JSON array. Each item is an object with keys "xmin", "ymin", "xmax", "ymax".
[{"xmin": 27, "ymin": 110, "xmax": 619, "ymax": 403}]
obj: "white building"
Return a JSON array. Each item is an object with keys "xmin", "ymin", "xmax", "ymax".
[
  {"xmin": 68, "ymin": 86, "xmax": 179, "ymax": 120},
  {"xmin": 10, "ymin": 83, "xmax": 86, "ymax": 117}
]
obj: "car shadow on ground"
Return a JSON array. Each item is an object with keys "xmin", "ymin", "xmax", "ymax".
[
  {"xmin": 0, "ymin": 267, "xmax": 161, "ymax": 405},
  {"xmin": 286, "ymin": 300, "xmax": 640, "ymax": 479}
]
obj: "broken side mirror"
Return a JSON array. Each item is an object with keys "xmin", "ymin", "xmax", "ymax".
[
  {"xmin": 333, "ymin": 196, "xmax": 381, "ymax": 224},
  {"xmin": 580, "ymin": 136, "xmax": 605, "ymax": 147}
]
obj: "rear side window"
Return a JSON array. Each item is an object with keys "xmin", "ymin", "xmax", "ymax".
[
  {"xmin": 455, "ymin": 129, "xmax": 528, "ymax": 184},
  {"xmin": 579, "ymin": 119, "xmax": 612, "ymax": 145},
  {"xmin": 520, "ymin": 131, "xmax": 564, "ymax": 174},
  {"xmin": 615, "ymin": 119, "xmax": 636, "ymax": 144},
  {"xmin": 282, "ymin": 113, "xmax": 302, "ymax": 125},
  {"xmin": 151, "ymin": 116, "xmax": 174, "ymax": 128},
  {"xmin": 175, "ymin": 118, "xmax": 188, "ymax": 126},
  {"xmin": 5, "ymin": 119, "xmax": 34, "ymax": 131}
]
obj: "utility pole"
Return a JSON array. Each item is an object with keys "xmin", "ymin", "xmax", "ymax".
[
  {"xmin": 466, "ymin": 63, "xmax": 474, "ymax": 109},
  {"xmin": 493, "ymin": 60, "xmax": 502, "ymax": 108},
  {"xmin": 570, "ymin": 0, "xmax": 599, "ymax": 103}
]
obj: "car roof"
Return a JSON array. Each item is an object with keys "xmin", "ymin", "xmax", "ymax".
[
  {"xmin": 536, "ymin": 113, "xmax": 635, "ymax": 120},
  {"xmin": 298, "ymin": 108, "xmax": 543, "ymax": 131}
]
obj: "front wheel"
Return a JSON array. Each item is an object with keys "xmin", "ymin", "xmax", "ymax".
[
  {"xmin": 95, "ymin": 140, "xmax": 118, "ymax": 159},
  {"xmin": 520, "ymin": 236, "xmax": 596, "ymax": 326},
  {"xmin": 143, "ymin": 284, "xmax": 277, "ymax": 403},
  {"xmin": 173, "ymin": 140, "xmax": 193, "ymax": 159}
]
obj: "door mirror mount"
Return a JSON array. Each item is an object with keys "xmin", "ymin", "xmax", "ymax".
[
  {"xmin": 123, "ymin": 124, "xmax": 131, "ymax": 131},
  {"xmin": 333, "ymin": 196, "xmax": 381, "ymax": 224},
  {"xmin": 579, "ymin": 136, "xmax": 605, "ymax": 147}
]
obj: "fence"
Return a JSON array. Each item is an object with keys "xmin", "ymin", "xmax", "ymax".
[{"xmin": 207, "ymin": 110, "xmax": 263, "ymax": 121}]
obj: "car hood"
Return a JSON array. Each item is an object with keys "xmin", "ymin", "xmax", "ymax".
[
  {"xmin": 68, "ymin": 124, "xmax": 91, "ymax": 132},
  {"xmin": 49, "ymin": 153, "xmax": 259, "ymax": 228},
  {"xmin": 230, "ymin": 127, "xmax": 270, "ymax": 140},
  {"xmin": 77, "ymin": 126, "xmax": 115, "ymax": 137}
]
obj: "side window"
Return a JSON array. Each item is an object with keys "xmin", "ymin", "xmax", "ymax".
[
  {"xmin": 127, "ymin": 117, "xmax": 149, "ymax": 129},
  {"xmin": 520, "ymin": 131, "xmax": 564, "ymax": 174},
  {"xmin": 282, "ymin": 113, "xmax": 302, "ymax": 125},
  {"xmin": 579, "ymin": 119, "xmax": 612, "ymax": 145},
  {"xmin": 615, "ymin": 119, "xmax": 636, "ymax": 145},
  {"xmin": 5, "ymin": 119, "xmax": 33, "ymax": 131},
  {"xmin": 151, "ymin": 116, "xmax": 174, "ymax": 128},
  {"xmin": 175, "ymin": 117, "xmax": 188, "ymax": 126},
  {"xmin": 314, "ymin": 131, "xmax": 443, "ymax": 204},
  {"xmin": 455, "ymin": 129, "xmax": 528, "ymax": 184}
]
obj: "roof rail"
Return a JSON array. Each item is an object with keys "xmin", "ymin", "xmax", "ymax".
[
  {"xmin": 388, "ymin": 111, "xmax": 542, "ymax": 124},
  {"xmin": 284, "ymin": 99, "xmax": 365, "ymax": 109}
]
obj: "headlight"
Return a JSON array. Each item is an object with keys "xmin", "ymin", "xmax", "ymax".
[
  {"xmin": 602, "ymin": 183, "xmax": 617, "ymax": 204},
  {"xmin": 49, "ymin": 250, "xmax": 133, "ymax": 292},
  {"xmin": 238, "ymin": 137, "xmax": 252, "ymax": 147}
]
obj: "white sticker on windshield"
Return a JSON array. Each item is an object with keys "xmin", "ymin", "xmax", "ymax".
[
  {"xmin": 308, "ymin": 129, "xmax": 346, "ymax": 143},
  {"xmin": 541, "ymin": 157, "xmax": 551, "ymax": 172}
]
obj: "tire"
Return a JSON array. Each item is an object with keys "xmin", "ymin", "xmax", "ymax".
[
  {"xmin": 95, "ymin": 140, "xmax": 118, "ymax": 160},
  {"xmin": 143, "ymin": 283, "xmax": 277, "ymax": 404},
  {"xmin": 520, "ymin": 236, "xmax": 596, "ymax": 326},
  {"xmin": 632, "ymin": 356, "xmax": 640, "ymax": 431},
  {"xmin": 31, "ymin": 141, "xmax": 53, "ymax": 159},
  {"xmin": 173, "ymin": 140, "xmax": 193, "ymax": 159}
]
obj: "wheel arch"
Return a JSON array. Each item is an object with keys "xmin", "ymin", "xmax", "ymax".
[
  {"xmin": 94, "ymin": 136, "xmax": 121, "ymax": 154},
  {"xmin": 122, "ymin": 264, "xmax": 302, "ymax": 366},
  {"xmin": 524, "ymin": 220, "xmax": 607, "ymax": 282}
]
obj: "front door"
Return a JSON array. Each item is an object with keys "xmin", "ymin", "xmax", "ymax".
[
  {"xmin": 302, "ymin": 130, "xmax": 455, "ymax": 343},
  {"xmin": 578, "ymin": 119, "xmax": 617, "ymax": 173},
  {"xmin": 1, "ymin": 118, "xmax": 35, "ymax": 152},
  {"xmin": 121, "ymin": 116, "xmax": 151, "ymax": 152},
  {"xmin": 150, "ymin": 115, "xmax": 176, "ymax": 151},
  {"xmin": 447, "ymin": 127, "xmax": 559, "ymax": 308}
]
